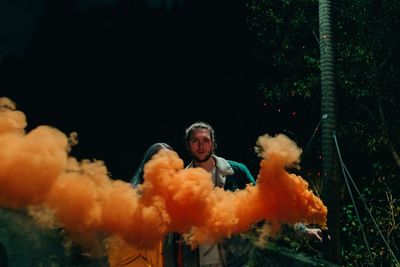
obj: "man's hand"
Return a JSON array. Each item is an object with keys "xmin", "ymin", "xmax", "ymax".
[{"xmin": 305, "ymin": 227, "xmax": 323, "ymax": 242}]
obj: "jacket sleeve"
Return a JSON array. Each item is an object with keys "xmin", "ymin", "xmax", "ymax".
[
  {"xmin": 227, "ymin": 161, "xmax": 256, "ymax": 190},
  {"xmin": 236, "ymin": 162, "xmax": 256, "ymax": 185}
]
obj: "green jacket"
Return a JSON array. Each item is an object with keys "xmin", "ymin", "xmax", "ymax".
[{"xmin": 163, "ymin": 155, "xmax": 256, "ymax": 267}]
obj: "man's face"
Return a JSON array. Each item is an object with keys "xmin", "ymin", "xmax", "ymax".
[{"xmin": 188, "ymin": 128, "xmax": 213, "ymax": 163}]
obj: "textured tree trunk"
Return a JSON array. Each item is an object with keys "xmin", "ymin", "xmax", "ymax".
[{"xmin": 319, "ymin": 0, "xmax": 341, "ymax": 264}]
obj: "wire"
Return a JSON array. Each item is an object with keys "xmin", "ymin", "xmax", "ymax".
[
  {"xmin": 301, "ymin": 117, "xmax": 322, "ymax": 159},
  {"xmin": 333, "ymin": 132, "xmax": 400, "ymax": 266},
  {"xmin": 333, "ymin": 133, "xmax": 374, "ymax": 266},
  {"xmin": 343, "ymin": 163, "xmax": 400, "ymax": 266}
]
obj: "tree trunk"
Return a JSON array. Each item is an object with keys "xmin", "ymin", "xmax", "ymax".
[{"xmin": 319, "ymin": 0, "xmax": 341, "ymax": 264}]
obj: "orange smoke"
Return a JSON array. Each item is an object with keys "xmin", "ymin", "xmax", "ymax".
[
  {"xmin": 145, "ymin": 135, "xmax": 327, "ymax": 246},
  {"xmin": 0, "ymin": 98, "xmax": 68, "ymax": 208},
  {"xmin": 0, "ymin": 97, "xmax": 327, "ymax": 253}
]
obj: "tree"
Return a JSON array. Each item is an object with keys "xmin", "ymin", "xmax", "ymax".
[
  {"xmin": 245, "ymin": 0, "xmax": 400, "ymax": 265},
  {"xmin": 318, "ymin": 0, "xmax": 340, "ymax": 263}
]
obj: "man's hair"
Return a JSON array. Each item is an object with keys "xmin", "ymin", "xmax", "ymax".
[{"xmin": 184, "ymin": 121, "xmax": 217, "ymax": 149}]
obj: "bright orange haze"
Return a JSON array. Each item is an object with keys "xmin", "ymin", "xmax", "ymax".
[{"xmin": 0, "ymin": 97, "xmax": 327, "ymax": 251}]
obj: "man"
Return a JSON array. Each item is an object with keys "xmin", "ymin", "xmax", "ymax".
[
  {"xmin": 185, "ymin": 122, "xmax": 256, "ymax": 191},
  {"xmin": 167, "ymin": 122, "xmax": 322, "ymax": 267},
  {"xmin": 178, "ymin": 121, "xmax": 256, "ymax": 267}
]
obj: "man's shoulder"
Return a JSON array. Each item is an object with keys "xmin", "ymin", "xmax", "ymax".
[
  {"xmin": 224, "ymin": 160, "xmax": 256, "ymax": 188},
  {"xmin": 227, "ymin": 160, "xmax": 248, "ymax": 171},
  {"xmin": 227, "ymin": 160, "xmax": 254, "ymax": 179}
]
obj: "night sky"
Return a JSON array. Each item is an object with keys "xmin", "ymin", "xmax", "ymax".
[{"xmin": 1, "ymin": 0, "xmax": 317, "ymax": 181}]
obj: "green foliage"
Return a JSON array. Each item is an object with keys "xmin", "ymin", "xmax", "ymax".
[
  {"xmin": 246, "ymin": 0, "xmax": 400, "ymax": 266},
  {"xmin": 245, "ymin": 0, "xmax": 320, "ymax": 101},
  {"xmin": 341, "ymin": 175, "xmax": 400, "ymax": 266},
  {"xmin": 335, "ymin": 0, "xmax": 400, "ymax": 159},
  {"xmin": 246, "ymin": 0, "xmax": 400, "ymax": 161}
]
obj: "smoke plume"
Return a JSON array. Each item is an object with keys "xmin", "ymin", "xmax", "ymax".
[{"xmin": 0, "ymin": 97, "xmax": 327, "ymax": 253}]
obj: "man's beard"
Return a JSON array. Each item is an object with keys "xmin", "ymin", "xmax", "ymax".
[{"xmin": 192, "ymin": 151, "xmax": 212, "ymax": 163}]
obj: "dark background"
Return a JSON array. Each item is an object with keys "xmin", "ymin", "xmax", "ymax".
[{"xmin": 1, "ymin": 0, "xmax": 317, "ymax": 181}]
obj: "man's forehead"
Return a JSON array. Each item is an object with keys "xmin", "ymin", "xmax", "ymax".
[{"xmin": 191, "ymin": 128, "xmax": 210, "ymax": 137}]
